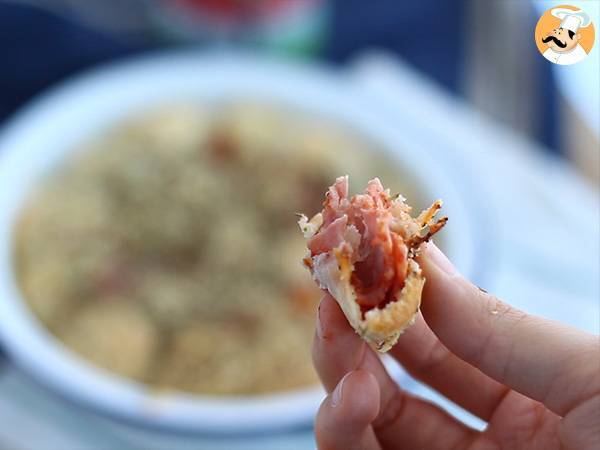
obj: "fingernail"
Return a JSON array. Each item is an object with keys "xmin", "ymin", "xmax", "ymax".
[
  {"xmin": 316, "ymin": 299, "xmax": 324, "ymax": 339},
  {"xmin": 426, "ymin": 242, "xmax": 458, "ymax": 276},
  {"xmin": 331, "ymin": 372, "xmax": 351, "ymax": 408}
]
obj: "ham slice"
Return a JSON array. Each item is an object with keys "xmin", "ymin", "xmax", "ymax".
[{"xmin": 299, "ymin": 176, "xmax": 447, "ymax": 351}]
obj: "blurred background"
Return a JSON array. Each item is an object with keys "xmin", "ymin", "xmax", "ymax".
[
  {"xmin": 0, "ymin": 0, "xmax": 598, "ymax": 175},
  {"xmin": 0, "ymin": 1, "xmax": 598, "ymax": 449}
]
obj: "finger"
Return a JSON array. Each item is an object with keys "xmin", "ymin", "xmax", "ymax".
[
  {"xmin": 312, "ymin": 294, "xmax": 405, "ymax": 424},
  {"xmin": 315, "ymin": 370, "xmax": 382, "ymax": 450},
  {"xmin": 313, "ymin": 295, "xmax": 477, "ymax": 450},
  {"xmin": 312, "ymin": 294, "xmax": 367, "ymax": 393},
  {"xmin": 390, "ymin": 312, "xmax": 509, "ymax": 421},
  {"xmin": 373, "ymin": 387, "xmax": 476, "ymax": 450},
  {"xmin": 418, "ymin": 242, "xmax": 600, "ymax": 416},
  {"xmin": 312, "ymin": 294, "xmax": 409, "ymax": 409},
  {"xmin": 559, "ymin": 392, "xmax": 600, "ymax": 450}
]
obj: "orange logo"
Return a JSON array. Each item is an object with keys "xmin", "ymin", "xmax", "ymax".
[{"xmin": 535, "ymin": 5, "xmax": 595, "ymax": 65}]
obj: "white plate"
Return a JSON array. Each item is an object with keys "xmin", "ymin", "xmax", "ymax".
[{"xmin": 0, "ymin": 51, "xmax": 479, "ymax": 434}]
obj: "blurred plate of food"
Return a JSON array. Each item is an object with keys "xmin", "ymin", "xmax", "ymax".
[{"xmin": 0, "ymin": 51, "xmax": 479, "ymax": 434}]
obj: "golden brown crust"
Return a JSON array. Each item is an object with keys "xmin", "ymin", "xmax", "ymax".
[
  {"xmin": 311, "ymin": 252, "xmax": 424, "ymax": 352},
  {"xmin": 362, "ymin": 260, "xmax": 424, "ymax": 351}
]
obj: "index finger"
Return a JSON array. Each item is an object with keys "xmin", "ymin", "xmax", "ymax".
[{"xmin": 417, "ymin": 243, "xmax": 599, "ymax": 417}]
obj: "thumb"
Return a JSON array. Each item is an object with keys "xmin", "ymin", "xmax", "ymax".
[{"xmin": 315, "ymin": 370, "xmax": 382, "ymax": 450}]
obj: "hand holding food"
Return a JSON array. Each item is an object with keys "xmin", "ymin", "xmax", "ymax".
[{"xmin": 311, "ymin": 243, "xmax": 600, "ymax": 450}]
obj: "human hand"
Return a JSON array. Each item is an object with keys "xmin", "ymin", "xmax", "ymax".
[{"xmin": 312, "ymin": 243, "xmax": 599, "ymax": 450}]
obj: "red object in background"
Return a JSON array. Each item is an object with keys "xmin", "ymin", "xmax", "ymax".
[
  {"xmin": 173, "ymin": 0, "xmax": 311, "ymax": 23},
  {"xmin": 157, "ymin": 0, "xmax": 328, "ymax": 53}
]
